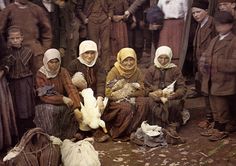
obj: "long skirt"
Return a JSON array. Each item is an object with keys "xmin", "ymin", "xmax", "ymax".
[
  {"xmin": 148, "ymin": 98, "xmax": 184, "ymax": 128},
  {"xmin": 111, "ymin": 21, "xmax": 128, "ymax": 63},
  {"xmin": 158, "ymin": 19, "xmax": 184, "ymax": 65},
  {"xmin": 102, "ymin": 97, "xmax": 148, "ymax": 139},
  {"xmin": 34, "ymin": 104, "xmax": 79, "ymax": 140},
  {"xmin": 0, "ymin": 76, "xmax": 18, "ymax": 150},
  {"xmin": 9, "ymin": 76, "xmax": 35, "ymax": 119}
]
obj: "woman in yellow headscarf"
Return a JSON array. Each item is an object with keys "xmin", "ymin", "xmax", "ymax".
[{"xmin": 103, "ymin": 48, "xmax": 148, "ymax": 141}]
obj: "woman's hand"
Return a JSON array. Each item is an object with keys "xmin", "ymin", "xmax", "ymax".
[{"xmin": 63, "ymin": 96, "xmax": 73, "ymax": 107}]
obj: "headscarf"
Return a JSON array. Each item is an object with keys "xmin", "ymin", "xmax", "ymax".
[
  {"xmin": 114, "ymin": 48, "xmax": 137, "ymax": 78},
  {"xmin": 154, "ymin": 46, "xmax": 177, "ymax": 69},
  {"xmin": 39, "ymin": 48, "xmax": 61, "ymax": 78},
  {"xmin": 78, "ymin": 40, "xmax": 98, "ymax": 67}
]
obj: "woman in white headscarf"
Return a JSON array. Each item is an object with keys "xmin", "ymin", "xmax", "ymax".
[
  {"xmin": 34, "ymin": 48, "xmax": 81, "ymax": 139},
  {"xmin": 144, "ymin": 46, "xmax": 187, "ymax": 133},
  {"xmin": 67, "ymin": 40, "xmax": 108, "ymax": 142}
]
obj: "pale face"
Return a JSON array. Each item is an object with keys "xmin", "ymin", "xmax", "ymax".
[
  {"xmin": 121, "ymin": 57, "xmax": 135, "ymax": 69},
  {"xmin": 47, "ymin": 58, "xmax": 60, "ymax": 71},
  {"xmin": 218, "ymin": 2, "xmax": 236, "ymax": 14},
  {"xmin": 8, "ymin": 32, "xmax": 23, "ymax": 48},
  {"xmin": 81, "ymin": 51, "xmax": 96, "ymax": 64},
  {"xmin": 157, "ymin": 54, "xmax": 170, "ymax": 66},
  {"xmin": 215, "ymin": 22, "xmax": 233, "ymax": 35},
  {"xmin": 192, "ymin": 7, "xmax": 208, "ymax": 23}
]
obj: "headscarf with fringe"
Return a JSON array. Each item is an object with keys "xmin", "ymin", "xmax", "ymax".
[{"xmin": 114, "ymin": 48, "xmax": 137, "ymax": 78}]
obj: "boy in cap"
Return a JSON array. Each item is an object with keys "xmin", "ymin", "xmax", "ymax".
[
  {"xmin": 190, "ymin": 0, "xmax": 217, "ymax": 129},
  {"xmin": 199, "ymin": 11, "xmax": 236, "ymax": 141},
  {"xmin": 217, "ymin": 0, "xmax": 236, "ymax": 34}
]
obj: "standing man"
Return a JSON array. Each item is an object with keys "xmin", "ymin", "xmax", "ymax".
[
  {"xmin": 217, "ymin": 0, "xmax": 236, "ymax": 34},
  {"xmin": 0, "ymin": 0, "xmax": 52, "ymax": 74},
  {"xmin": 77, "ymin": 0, "xmax": 114, "ymax": 72}
]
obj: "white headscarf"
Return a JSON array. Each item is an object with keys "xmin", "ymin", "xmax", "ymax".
[
  {"xmin": 154, "ymin": 46, "xmax": 177, "ymax": 69},
  {"xmin": 39, "ymin": 48, "xmax": 61, "ymax": 78},
  {"xmin": 77, "ymin": 40, "xmax": 98, "ymax": 67}
]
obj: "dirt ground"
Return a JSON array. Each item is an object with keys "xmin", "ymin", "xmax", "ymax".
[{"xmin": 1, "ymin": 53, "xmax": 236, "ymax": 166}]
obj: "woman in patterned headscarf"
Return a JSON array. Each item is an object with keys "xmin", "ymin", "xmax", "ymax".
[
  {"xmin": 144, "ymin": 46, "xmax": 187, "ymax": 132},
  {"xmin": 103, "ymin": 47, "xmax": 148, "ymax": 141}
]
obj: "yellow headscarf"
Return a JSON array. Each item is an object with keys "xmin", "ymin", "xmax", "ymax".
[
  {"xmin": 114, "ymin": 48, "xmax": 137, "ymax": 78},
  {"xmin": 154, "ymin": 46, "xmax": 177, "ymax": 69}
]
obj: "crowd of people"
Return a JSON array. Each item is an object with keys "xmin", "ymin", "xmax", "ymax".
[{"xmin": 0, "ymin": 0, "xmax": 236, "ymax": 156}]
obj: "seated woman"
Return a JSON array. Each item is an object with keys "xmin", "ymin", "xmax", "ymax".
[
  {"xmin": 67, "ymin": 40, "xmax": 108, "ymax": 142},
  {"xmin": 34, "ymin": 48, "xmax": 81, "ymax": 139},
  {"xmin": 104, "ymin": 47, "xmax": 148, "ymax": 141},
  {"xmin": 144, "ymin": 46, "xmax": 187, "ymax": 132}
]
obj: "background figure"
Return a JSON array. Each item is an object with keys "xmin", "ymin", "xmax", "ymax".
[
  {"xmin": 217, "ymin": 0, "xmax": 236, "ymax": 34},
  {"xmin": 190, "ymin": 0, "xmax": 217, "ymax": 129},
  {"xmin": 31, "ymin": 0, "xmax": 62, "ymax": 49},
  {"xmin": 0, "ymin": 0, "xmax": 52, "ymax": 74},
  {"xmin": 77, "ymin": 0, "xmax": 114, "ymax": 71},
  {"xmin": 61, "ymin": 0, "xmax": 83, "ymax": 67},
  {"xmin": 0, "ymin": 33, "xmax": 18, "ymax": 151},
  {"xmin": 104, "ymin": 48, "xmax": 148, "ymax": 141},
  {"xmin": 34, "ymin": 49, "xmax": 81, "ymax": 139},
  {"xmin": 157, "ymin": 0, "xmax": 188, "ymax": 65},
  {"xmin": 110, "ymin": 0, "xmax": 129, "ymax": 65},
  {"xmin": 199, "ymin": 11, "xmax": 236, "ymax": 141}
]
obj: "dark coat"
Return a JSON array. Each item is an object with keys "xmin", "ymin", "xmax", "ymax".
[
  {"xmin": 200, "ymin": 33, "xmax": 236, "ymax": 96},
  {"xmin": 144, "ymin": 66, "xmax": 186, "ymax": 98},
  {"xmin": 67, "ymin": 59, "xmax": 106, "ymax": 97},
  {"xmin": 193, "ymin": 16, "xmax": 216, "ymax": 63},
  {"xmin": 77, "ymin": 0, "xmax": 114, "ymax": 22}
]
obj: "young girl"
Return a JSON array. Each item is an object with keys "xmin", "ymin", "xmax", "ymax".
[
  {"xmin": 104, "ymin": 47, "xmax": 148, "ymax": 141},
  {"xmin": 144, "ymin": 46, "xmax": 187, "ymax": 131},
  {"xmin": 34, "ymin": 48, "xmax": 81, "ymax": 139},
  {"xmin": 6, "ymin": 26, "xmax": 35, "ymax": 137}
]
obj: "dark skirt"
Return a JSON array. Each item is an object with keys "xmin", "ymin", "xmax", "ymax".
[
  {"xmin": 9, "ymin": 76, "xmax": 35, "ymax": 119},
  {"xmin": 34, "ymin": 104, "xmax": 79, "ymax": 139},
  {"xmin": 158, "ymin": 19, "xmax": 184, "ymax": 65},
  {"xmin": 0, "ymin": 76, "xmax": 18, "ymax": 150},
  {"xmin": 102, "ymin": 97, "xmax": 148, "ymax": 139},
  {"xmin": 148, "ymin": 98, "xmax": 184, "ymax": 128},
  {"xmin": 111, "ymin": 21, "xmax": 128, "ymax": 63}
]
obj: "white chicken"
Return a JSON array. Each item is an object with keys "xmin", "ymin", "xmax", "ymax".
[
  {"xmin": 141, "ymin": 121, "xmax": 162, "ymax": 137},
  {"xmin": 160, "ymin": 80, "xmax": 176, "ymax": 104},
  {"xmin": 74, "ymin": 88, "xmax": 108, "ymax": 133}
]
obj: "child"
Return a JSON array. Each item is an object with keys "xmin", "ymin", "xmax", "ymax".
[
  {"xmin": 199, "ymin": 11, "xmax": 236, "ymax": 141},
  {"xmin": 5, "ymin": 26, "xmax": 35, "ymax": 137}
]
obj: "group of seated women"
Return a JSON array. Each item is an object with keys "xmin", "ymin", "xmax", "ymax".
[{"xmin": 33, "ymin": 40, "xmax": 187, "ymax": 143}]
